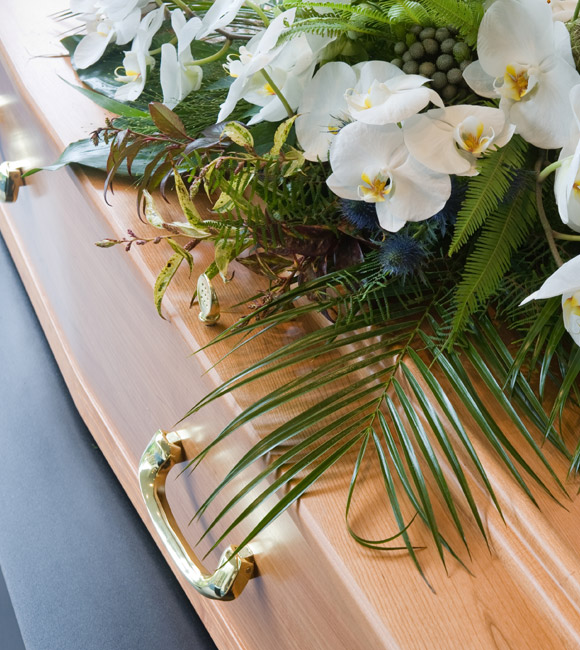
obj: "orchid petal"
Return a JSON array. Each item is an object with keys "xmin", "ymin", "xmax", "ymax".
[
  {"xmin": 462, "ymin": 61, "xmax": 498, "ymax": 98},
  {"xmin": 385, "ymin": 155, "xmax": 451, "ymax": 227},
  {"xmin": 73, "ymin": 29, "xmax": 115, "ymax": 68},
  {"xmin": 296, "ymin": 62, "xmax": 357, "ymax": 161},
  {"xmin": 197, "ymin": 0, "xmax": 245, "ymax": 39},
  {"xmin": 114, "ymin": 9, "xmax": 141, "ymax": 45},
  {"xmin": 521, "ymin": 255, "xmax": 580, "ymax": 303},
  {"xmin": 507, "ymin": 57, "xmax": 579, "ymax": 148},
  {"xmin": 476, "ymin": 0, "xmax": 553, "ymax": 78},
  {"xmin": 404, "ymin": 112, "xmax": 473, "ymax": 176},
  {"xmin": 160, "ymin": 43, "xmax": 180, "ymax": 109}
]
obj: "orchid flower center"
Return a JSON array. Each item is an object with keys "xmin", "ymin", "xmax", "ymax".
[
  {"xmin": 358, "ymin": 169, "xmax": 392, "ymax": 202},
  {"xmin": 496, "ymin": 64, "xmax": 536, "ymax": 101},
  {"xmin": 454, "ymin": 117, "xmax": 495, "ymax": 155},
  {"xmin": 114, "ymin": 66, "xmax": 140, "ymax": 82},
  {"xmin": 563, "ymin": 292, "xmax": 580, "ymax": 335},
  {"xmin": 572, "ymin": 176, "xmax": 580, "ymax": 195},
  {"xmin": 346, "ymin": 81, "xmax": 391, "ymax": 112}
]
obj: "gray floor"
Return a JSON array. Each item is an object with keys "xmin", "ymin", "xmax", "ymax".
[{"xmin": 0, "ymin": 232, "xmax": 217, "ymax": 650}]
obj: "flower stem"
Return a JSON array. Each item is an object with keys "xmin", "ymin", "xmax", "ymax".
[
  {"xmin": 535, "ymin": 156, "xmax": 564, "ymax": 267},
  {"xmin": 260, "ymin": 69, "xmax": 293, "ymax": 118},
  {"xmin": 190, "ymin": 39, "xmax": 232, "ymax": 65},
  {"xmin": 150, "ymin": 36, "xmax": 177, "ymax": 56},
  {"xmin": 537, "ymin": 158, "xmax": 569, "ymax": 183},
  {"xmin": 245, "ymin": 0, "xmax": 270, "ymax": 25},
  {"xmin": 574, "ymin": 0, "xmax": 580, "ymax": 21},
  {"xmin": 552, "ymin": 230, "xmax": 580, "ymax": 241},
  {"xmin": 170, "ymin": 0, "xmax": 194, "ymax": 17}
]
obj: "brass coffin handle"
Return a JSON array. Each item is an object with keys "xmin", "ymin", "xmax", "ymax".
[
  {"xmin": 139, "ymin": 430, "xmax": 254, "ymax": 600},
  {"xmin": 0, "ymin": 162, "xmax": 23, "ymax": 202}
]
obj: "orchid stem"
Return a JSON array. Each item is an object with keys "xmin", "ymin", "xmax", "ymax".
[
  {"xmin": 535, "ymin": 157, "xmax": 564, "ymax": 268},
  {"xmin": 574, "ymin": 0, "xmax": 580, "ymax": 21},
  {"xmin": 552, "ymin": 230, "xmax": 580, "ymax": 241},
  {"xmin": 260, "ymin": 69, "xmax": 293, "ymax": 118},
  {"xmin": 537, "ymin": 158, "xmax": 568, "ymax": 183},
  {"xmin": 190, "ymin": 39, "xmax": 232, "ymax": 65},
  {"xmin": 170, "ymin": 0, "xmax": 194, "ymax": 17},
  {"xmin": 150, "ymin": 36, "xmax": 177, "ymax": 56},
  {"xmin": 245, "ymin": 0, "xmax": 270, "ymax": 25}
]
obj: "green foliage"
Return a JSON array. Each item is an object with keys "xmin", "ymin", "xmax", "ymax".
[
  {"xmin": 418, "ymin": 0, "xmax": 483, "ymax": 45},
  {"xmin": 449, "ymin": 135, "xmax": 530, "ymax": 255},
  {"xmin": 185, "ymin": 265, "xmax": 571, "ymax": 583},
  {"xmin": 451, "ymin": 174, "xmax": 538, "ymax": 336}
]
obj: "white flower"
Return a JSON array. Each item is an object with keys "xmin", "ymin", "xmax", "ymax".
[
  {"xmin": 295, "ymin": 62, "xmax": 356, "ymax": 161},
  {"xmin": 114, "ymin": 7, "xmax": 164, "ymax": 101},
  {"xmin": 550, "ymin": 0, "xmax": 577, "ymax": 22},
  {"xmin": 197, "ymin": 0, "xmax": 245, "ymax": 39},
  {"xmin": 326, "ymin": 121, "xmax": 451, "ymax": 232},
  {"xmin": 403, "ymin": 105, "xmax": 515, "ymax": 176},
  {"xmin": 217, "ymin": 9, "xmax": 298, "ymax": 123},
  {"xmin": 554, "ymin": 85, "xmax": 580, "ymax": 232},
  {"xmin": 345, "ymin": 60, "xmax": 443, "ymax": 125},
  {"xmin": 521, "ymin": 255, "xmax": 580, "ymax": 346},
  {"xmin": 463, "ymin": 0, "xmax": 580, "ymax": 149},
  {"xmin": 218, "ymin": 10, "xmax": 333, "ymax": 124},
  {"xmin": 160, "ymin": 10, "xmax": 203, "ymax": 108},
  {"xmin": 72, "ymin": 0, "xmax": 153, "ymax": 69}
]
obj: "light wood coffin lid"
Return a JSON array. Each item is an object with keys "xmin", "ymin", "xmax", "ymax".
[{"xmin": 2, "ymin": 2, "xmax": 580, "ymax": 648}]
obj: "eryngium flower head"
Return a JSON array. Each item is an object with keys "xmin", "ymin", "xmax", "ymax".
[{"xmin": 379, "ymin": 234, "xmax": 426, "ymax": 278}]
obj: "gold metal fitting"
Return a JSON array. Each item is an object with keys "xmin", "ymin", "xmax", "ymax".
[{"xmin": 0, "ymin": 162, "xmax": 23, "ymax": 202}]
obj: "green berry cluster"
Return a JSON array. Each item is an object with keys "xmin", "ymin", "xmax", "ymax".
[{"xmin": 391, "ymin": 25, "xmax": 474, "ymax": 101}]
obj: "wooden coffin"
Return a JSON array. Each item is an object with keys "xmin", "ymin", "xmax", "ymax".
[{"xmin": 3, "ymin": 2, "xmax": 580, "ymax": 648}]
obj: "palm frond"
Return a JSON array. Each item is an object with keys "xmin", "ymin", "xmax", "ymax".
[{"xmin": 187, "ymin": 264, "xmax": 570, "ymax": 580}]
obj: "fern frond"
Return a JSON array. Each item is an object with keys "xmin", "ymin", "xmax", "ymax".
[
  {"xmin": 451, "ymin": 177, "xmax": 537, "ymax": 336},
  {"xmin": 449, "ymin": 135, "xmax": 530, "ymax": 255},
  {"xmin": 418, "ymin": 0, "xmax": 484, "ymax": 45},
  {"xmin": 186, "ymin": 263, "xmax": 569, "ymax": 580}
]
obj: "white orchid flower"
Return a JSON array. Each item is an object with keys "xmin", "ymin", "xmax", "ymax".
[
  {"xmin": 521, "ymin": 255, "xmax": 580, "ymax": 346},
  {"xmin": 160, "ymin": 10, "xmax": 203, "ymax": 108},
  {"xmin": 403, "ymin": 105, "xmax": 515, "ymax": 176},
  {"xmin": 345, "ymin": 61, "xmax": 443, "ymax": 125},
  {"xmin": 217, "ymin": 9, "xmax": 298, "ymax": 123},
  {"xmin": 326, "ymin": 121, "xmax": 451, "ymax": 232},
  {"xmin": 197, "ymin": 0, "xmax": 246, "ymax": 40},
  {"xmin": 114, "ymin": 6, "xmax": 164, "ymax": 102},
  {"xmin": 550, "ymin": 0, "xmax": 577, "ymax": 22},
  {"xmin": 463, "ymin": 0, "xmax": 580, "ymax": 149},
  {"xmin": 72, "ymin": 0, "xmax": 153, "ymax": 69},
  {"xmin": 218, "ymin": 10, "xmax": 333, "ymax": 125},
  {"xmin": 554, "ymin": 85, "xmax": 580, "ymax": 232},
  {"xmin": 296, "ymin": 62, "xmax": 357, "ymax": 161}
]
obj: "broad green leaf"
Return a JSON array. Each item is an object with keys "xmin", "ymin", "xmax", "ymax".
[
  {"xmin": 223, "ymin": 122, "xmax": 254, "ymax": 150},
  {"xmin": 174, "ymin": 170, "xmax": 204, "ymax": 226},
  {"xmin": 167, "ymin": 238, "xmax": 193, "ymax": 274},
  {"xmin": 28, "ymin": 138, "xmax": 165, "ymax": 177},
  {"xmin": 154, "ymin": 253, "xmax": 183, "ymax": 318},
  {"xmin": 149, "ymin": 102, "xmax": 188, "ymax": 139},
  {"xmin": 59, "ymin": 77, "xmax": 149, "ymax": 118},
  {"xmin": 214, "ymin": 240, "xmax": 236, "ymax": 280},
  {"xmin": 143, "ymin": 189, "xmax": 165, "ymax": 228},
  {"xmin": 270, "ymin": 115, "xmax": 298, "ymax": 157}
]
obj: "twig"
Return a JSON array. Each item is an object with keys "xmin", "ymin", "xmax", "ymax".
[{"xmin": 535, "ymin": 156, "xmax": 564, "ymax": 267}]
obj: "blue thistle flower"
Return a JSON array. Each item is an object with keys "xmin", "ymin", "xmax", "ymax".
[
  {"xmin": 379, "ymin": 234, "xmax": 426, "ymax": 278},
  {"xmin": 340, "ymin": 199, "xmax": 378, "ymax": 231}
]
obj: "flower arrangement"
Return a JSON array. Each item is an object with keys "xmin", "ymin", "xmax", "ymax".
[{"xmin": 50, "ymin": 0, "xmax": 580, "ymax": 583}]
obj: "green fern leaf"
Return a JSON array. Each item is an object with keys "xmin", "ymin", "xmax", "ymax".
[
  {"xmin": 451, "ymin": 178, "xmax": 537, "ymax": 336},
  {"xmin": 450, "ymin": 135, "xmax": 529, "ymax": 255}
]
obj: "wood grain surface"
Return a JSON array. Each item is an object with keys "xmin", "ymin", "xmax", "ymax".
[{"xmin": 2, "ymin": 2, "xmax": 580, "ymax": 648}]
